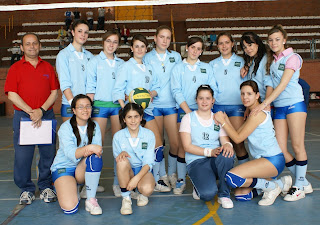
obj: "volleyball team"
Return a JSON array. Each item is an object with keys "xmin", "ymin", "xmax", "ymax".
[{"xmin": 51, "ymin": 20, "xmax": 312, "ymax": 215}]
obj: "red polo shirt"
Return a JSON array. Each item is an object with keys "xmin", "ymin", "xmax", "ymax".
[{"xmin": 4, "ymin": 56, "xmax": 60, "ymax": 111}]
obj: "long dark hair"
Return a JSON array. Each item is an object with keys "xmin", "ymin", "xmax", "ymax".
[
  {"xmin": 70, "ymin": 94, "xmax": 96, "ymax": 146},
  {"xmin": 240, "ymin": 80, "xmax": 261, "ymax": 104},
  {"xmin": 119, "ymin": 103, "xmax": 146, "ymax": 129},
  {"xmin": 240, "ymin": 32, "xmax": 266, "ymax": 78},
  {"xmin": 130, "ymin": 34, "xmax": 148, "ymax": 57},
  {"xmin": 187, "ymin": 36, "xmax": 204, "ymax": 51}
]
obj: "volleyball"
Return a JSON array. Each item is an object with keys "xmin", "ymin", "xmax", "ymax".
[{"xmin": 128, "ymin": 88, "xmax": 151, "ymax": 109}]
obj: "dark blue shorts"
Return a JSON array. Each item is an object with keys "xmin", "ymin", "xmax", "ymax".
[
  {"xmin": 177, "ymin": 108, "xmax": 196, "ymax": 123},
  {"xmin": 213, "ymin": 104, "xmax": 246, "ymax": 117},
  {"xmin": 143, "ymin": 112, "xmax": 155, "ymax": 122},
  {"xmin": 264, "ymin": 153, "xmax": 285, "ymax": 179},
  {"xmin": 153, "ymin": 107, "xmax": 178, "ymax": 117},
  {"xmin": 92, "ymin": 106, "xmax": 121, "ymax": 118},
  {"xmin": 61, "ymin": 104, "xmax": 73, "ymax": 118},
  {"xmin": 132, "ymin": 166, "xmax": 142, "ymax": 176},
  {"xmin": 52, "ymin": 167, "xmax": 76, "ymax": 183},
  {"xmin": 273, "ymin": 101, "xmax": 307, "ymax": 119}
]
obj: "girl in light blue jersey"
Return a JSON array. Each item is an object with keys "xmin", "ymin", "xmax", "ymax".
[
  {"xmin": 251, "ymin": 25, "xmax": 312, "ymax": 201},
  {"xmin": 51, "ymin": 94, "xmax": 103, "ymax": 215},
  {"xmin": 215, "ymin": 81, "xmax": 291, "ymax": 206},
  {"xmin": 113, "ymin": 103, "xmax": 155, "ymax": 215},
  {"xmin": 210, "ymin": 32, "xmax": 248, "ymax": 165},
  {"xmin": 113, "ymin": 34, "xmax": 163, "ymax": 190},
  {"xmin": 144, "ymin": 26, "xmax": 182, "ymax": 192},
  {"xmin": 56, "ymin": 20, "xmax": 93, "ymax": 122},
  {"xmin": 171, "ymin": 36, "xmax": 215, "ymax": 195},
  {"xmin": 86, "ymin": 31, "xmax": 124, "ymax": 197},
  {"xmin": 180, "ymin": 85, "xmax": 234, "ymax": 209}
]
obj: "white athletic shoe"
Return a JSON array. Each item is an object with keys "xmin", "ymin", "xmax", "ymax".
[
  {"xmin": 131, "ymin": 190, "xmax": 139, "ymax": 199},
  {"xmin": 280, "ymin": 175, "xmax": 293, "ymax": 195},
  {"xmin": 258, "ymin": 184, "xmax": 281, "ymax": 206},
  {"xmin": 154, "ymin": 180, "xmax": 171, "ymax": 192},
  {"xmin": 173, "ymin": 179, "xmax": 186, "ymax": 195},
  {"xmin": 137, "ymin": 194, "xmax": 149, "ymax": 207},
  {"xmin": 218, "ymin": 197, "xmax": 234, "ymax": 209},
  {"xmin": 168, "ymin": 173, "xmax": 177, "ymax": 189},
  {"xmin": 160, "ymin": 174, "xmax": 171, "ymax": 188},
  {"xmin": 85, "ymin": 198, "xmax": 102, "ymax": 215},
  {"xmin": 283, "ymin": 187, "xmax": 305, "ymax": 201},
  {"xmin": 120, "ymin": 197, "xmax": 132, "ymax": 215},
  {"xmin": 303, "ymin": 183, "xmax": 313, "ymax": 194},
  {"xmin": 112, "ymin": 185, "xmax": 121, "ymax": 197},
  {"xmin": 80, "ymin": 185, "xmax": 105, "ymax": 199},
  {"xmin": 192, "ymin": 187, "xmax": 200, "ymax": 200},
  {"xmin": 40, "ymin": 188, "xmax": 57, "ymax": 203}
]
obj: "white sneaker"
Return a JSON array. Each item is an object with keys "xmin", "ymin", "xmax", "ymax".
[
  {"xmin": 97, "ymin": 185, "xmax": 105, "ymax": 193},
  {"xmin": 168, "ymin": 173, "xmax": 177, "ymax": 189},
  {"xmin": 80, "ymin": 185, "xmax": 105, "ymax": 199},
  {"xmin": 120, "ymin": 197, "xmax": 132, "ymax": 215},
  {"xmin": 258, "ymin": 184, "xmax": 281, "ymax": 206},
  {"xmin": 85, "ymin": 198, "xmax": 102, "ymax": 215},
  {"xmin": 112, "ymin": 185, "xmax": 121, "ymax": 197},
  {"xmin": 283, "ymin": 187, "xmax": 305, "ymax": 201},
  {"xmin": 173, "ymin": 179, "xmax": 186, "ymax": 195},
  {"xmin": 160, "ymin": 174, "xmax": 171, "ymax": 188},
  {"xmin": 154, "ymin": 180, "xmax": 171, "ymax": 192},
  {"xmin": 137, "ymin": 194, "xmax": 149, "ymax": 207},
  {"xmin": 303, "ymin": 183, "xmax": 313, "ymax": 194},
  {"xmin": 192, "ymin": 187, "xmax": 200, "ymax": 200},
  {"xmin": 280, "ymin": 175, "xmax": 292, "ymax": 195},
  {"xmin": 19, "ymin": 191, "xmax": 35, "ymax": 205},
  {"xmin": 131, "ymin": 190, "xmax": 139, "ymax": 199},
  {"xmin": 218, "ymin": 197, "xmax": 234, "ymax": 209},
  {"xmin": 40, "ymin": 188, "xmax": 57, "ymax": 203}
]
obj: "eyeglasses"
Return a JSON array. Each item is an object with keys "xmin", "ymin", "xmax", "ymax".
[{"xmin": 76, "ymin": 106, "xmax": 92, "ymax": 110}]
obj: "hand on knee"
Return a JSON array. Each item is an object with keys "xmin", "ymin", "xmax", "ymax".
[
  {"xmin": 225, "ymin": 172, "xmax": 246, "ymax": 188},
  {"xmin": 116, "ymin": 158, "xmax": 131, "ymax": 171},
  {"xmin": 86, "ymin": 154, "xmax": 103, "ymax": 172}
]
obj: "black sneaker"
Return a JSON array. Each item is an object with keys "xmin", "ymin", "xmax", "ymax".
[
  {"xmin": 40, "ymin": 188, "xmax": 57, "ymax": 203},
  {"xmin": 19, "ymin": 191, "xmax": 35, "ymax": 205}
]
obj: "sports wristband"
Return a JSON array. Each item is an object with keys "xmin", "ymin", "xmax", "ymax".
[
  {"xmin": 68, "ymin": 99, "xmax": 73, "ymax": 106},
  {"xmin": 204, "ymin": 148, "xmax": 213, "ymax": 157},
  {"xmin": 225, "ymin": 142, "xmax": 233, "ymax": 148},
  {"xmin": 40, "ymin": 107, "xmax": 46, "ymax": 116},
  {"xmin": 263, "ymin": 101, "xmax": 267, "ymax": 107},
  {"xmin": 221, "ymin": 122, "xmax": 226, "ymax": 128}
]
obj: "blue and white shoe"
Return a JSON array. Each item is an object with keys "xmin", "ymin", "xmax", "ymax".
[{"xmin": 173, "ymin": 179, "xmax": 186, "ymax": 195}]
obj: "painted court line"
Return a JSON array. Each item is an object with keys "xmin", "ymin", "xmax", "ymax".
[
  {"xmin": 193, "ymin": 196, "xmax": 222, "ymax": 225},
  {"xmin": 305, "ymin": 132, "xmax": 320, "ymax": 137}
]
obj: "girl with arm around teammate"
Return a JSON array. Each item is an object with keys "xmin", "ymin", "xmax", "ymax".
[
  {"xmin": 250, "ymin": 25, "xmax": 312, "ymax": 201},
  {"xmin": 215, "ymin": 81, "xmax": 292, "ymax": 206},
  {"xmin": 50, "ymin": 94, "xmax": 103, "ymax": 215},
  {"xmin": 113, "ymin": 103, "xmax": 156, "ymax": 215},
  {"xmin": 180, "ymin": 85, "xmax": 234, "ymax": 208}
]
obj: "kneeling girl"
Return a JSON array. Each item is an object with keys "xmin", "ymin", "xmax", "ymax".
[
  {"xmin": 113, "ymin": 103, "xmax": 155, "ymax": 215},
  {"xmin": 51, "ymin": 94, "xmax": 103, "ymax": 215}
]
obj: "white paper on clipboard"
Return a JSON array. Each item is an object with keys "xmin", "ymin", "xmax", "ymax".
[{"xmin": 19, "ymin": 120, "xmax": 52, "ymax": 145}]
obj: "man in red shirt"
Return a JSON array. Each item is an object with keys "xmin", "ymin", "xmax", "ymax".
[{"xmin": 5, "ymin": 33, "xmax": 60, "ymax": 205}]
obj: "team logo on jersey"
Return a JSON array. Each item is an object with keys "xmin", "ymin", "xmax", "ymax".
[
  {"xmin": 179, "ymin": 112, "xmax": 186, "ymax": 120},
  {"xmin": 200, "ymin": 68, "xmax": 206, "ymax": 73},
  {"xmin": 202, "ymin": 132, "xmax": 209, "ymax": 140},
  {"xmin": 142, "ymin": 142, "xmax": 148, "ymax": 149},
  {"xmin": 57, "ymin": 168, "xmax": 66, "ymax": 174},
  {"xmin": 66, "ymin": 107, "xmax": 72, "ymax": 114},
  {"xmin": 93, "ymin": 108, "xmax": 100, "ymax": 115},
  {"xmin": 145, "ymin": 76, "xmax": 150, "ymax": 83},
  {"xmin": 192, "ymin": 76, "xmax": 196, "ymax": 83},
  {"xmin": 169, "ymin": 57, "xmax": 175, "ymax": 63},
  {"xmin": 81, "ymin": 64, "xmax": 85, "ymax": 71},
  {"xmin": 278, "ymin": 64, "xmax": 285, "ymax": 71},
  {"xmin": 234, "ymin": 62, "xmax": 241, "ymax": 67},
  {"xmin": 43, "ymin": 74, "xmax": 49, "ymax": 79},
  {"xmin": 214, "ymin": 124, "xmax": 220, "ymax": 131},
  {"xmin": 112, "ymin": 72, "xmax": 115, "ymax": 79}
]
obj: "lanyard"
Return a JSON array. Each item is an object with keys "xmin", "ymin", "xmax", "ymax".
[
  {"xmin": 136, "ymin": 63, "xmax": 146, "ymax": 72},
  {"xmin": 105, "ymin": 58, "xmax": 115, "ymax": 67},
  {"xmin": 77, "ymin": 125, "xmax": 87, "ymax": 135},
  {"xmin": 128, "ymin": 137, "xmax": 140, "ymax": 148},
  {"xmin": 74, "ymin": 51, "xmax": 84, "ymax": 60}
]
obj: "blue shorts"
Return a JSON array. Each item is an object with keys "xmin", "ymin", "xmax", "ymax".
[
  {"xmin": 273, "ymin": 101, "xmax": 307, "ymax": 120},
  {"xmin": 143, "ymin": 112, "xmax": 155, "ymax": 122},
  {"xmin": 153, "ymin": 107, "xmax": 178, "ymax": 117},
  {"xmin": 213, "ymin": 104, "xmax": 245, "ymax": 117},
  {"xmin": 264, "ymin": 153, "xmax": 285, "ymax": 179},
  {"xmin": 132, "ymin": 166, "xmax": 142, "ymax": 176},
  {"xmin": 177, "ymin": 108, "xmax": 196, "ymax": 123},
  {"xmin": 52, "ymin": 167, "xmax": 76, "ymax": 183},
  {"xmin": 92, "ymin": 106, "xmax": 121, "ymax": 118},
  {"xmin": 61, "ymin": 104, "xmax": 73, "ymax": 118}
]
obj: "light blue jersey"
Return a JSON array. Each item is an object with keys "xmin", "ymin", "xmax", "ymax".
[
  {"xmin": 112, "ymin": 57, "xmax": 160, "ymax": 116},
  {"xmin": 247, "ymin": 55, "xmax": 273, "ymax": 102},
  {"xmin": 51, "ymin": 120, "xmax": 102, "ymax": 172},
  {"xmin": 86, "ymin": 51, "xmax": 124, "ymax": 102},
  {"xmin": 181, "ymin": 111, "xmax": 223, "ymax": 165},
  {"xmin": 248, "ymin": 111, "xmax": 282, "ymax": 159},
  {"xmin": 210, "ymin": 53, "xmax": 245, "ymax": 105},
  {"xmin": 113, "ymin": 126, "xmax": 156, "ymax": 171},
  {"xmin": 144, "ymin": 49, "xmax": 182, "ymax": 108},
  {"xmin": 56, "ymin": 43, "xmax": 94, "ymax": 105},
  {"xmin": 270, "ymin": 52, "xmax": 304, "ymax": 107},
  {"xmin": 171, "ymin": 59, "xmax": 215, "ymax": 110}
]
